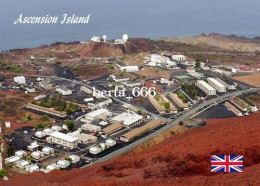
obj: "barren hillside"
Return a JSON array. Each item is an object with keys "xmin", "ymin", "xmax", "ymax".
[{"xmin": 2, "ymin": 112, "xmax": 260, "ymax": 186}]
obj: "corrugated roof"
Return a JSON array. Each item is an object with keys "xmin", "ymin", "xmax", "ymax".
[
  {"xmin": 102, "ymin": 121, "xmax": 123, "ymax": 134},
  {"xmin": 121, "ymin": 119, "xmax": 166, "ymax": 140},
  {"xmin": 208, "ymin": 78, "xmax": 225, "ymax": 88},
  {"xmin": 197, "ymin": 80, "xmax": 215, "ymax": 91},
  {"xmin": 169, "ymin": 93, "xmax": 189, "ymax": 108},
  {"xmin": 148, "ymin": 96, "xmax": 166, "ymax": 112}
]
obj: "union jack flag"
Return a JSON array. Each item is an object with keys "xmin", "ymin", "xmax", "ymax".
[{"xmin": 211, "ymin": 155, "xmax": 243, "ymax": 172}]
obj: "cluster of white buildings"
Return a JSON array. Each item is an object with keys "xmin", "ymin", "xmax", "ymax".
[
  {"xmin": 196, "ymin": 77, "xmax": 236, "ymax": 95},
  {"xmin": 148, "ymin": 54, "xmax": 177, "ymax": 67},
  {"xmin": 4, "ymin": 146, "xmax": 55, "ymax": 173},
  {"xmin": 89, "ymin": 138, "xmax": 117, "ymax": 155},
  {"xmin": 35, "ymin": 126, "xmax": 62, "ymax": 138}
]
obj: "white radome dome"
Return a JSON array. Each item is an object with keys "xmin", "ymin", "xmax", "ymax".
[
  {"xmin": 122, "ymin": 34, "xmax": 129, "ymax": 42},
  {"xmin": 102, "ymin": 35, "xmax": 107, "ymax": 42}
]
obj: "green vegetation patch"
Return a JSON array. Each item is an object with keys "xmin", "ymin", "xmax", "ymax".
[
  {"xmin": 177, "ymin": 91, "xmax": 188, "ymax": 103},
  {"xmin": 33, "ymin": 95, "xmax": 79, "ymax": 113}
]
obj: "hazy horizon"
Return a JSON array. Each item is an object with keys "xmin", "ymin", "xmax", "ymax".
[{"xmin": 0, "ymin": 0, "xmax": 260, "ymax": 51}]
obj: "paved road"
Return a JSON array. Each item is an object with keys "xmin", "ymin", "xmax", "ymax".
[{"xmin": 4, "ymin": 73, "xmax": 259, "ymax": 167}]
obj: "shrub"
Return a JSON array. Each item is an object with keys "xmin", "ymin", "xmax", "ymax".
[
  {"xmin": 0, "ymin": 169, "xmax": 8, "ymax": 178},
  {"xmin": 35, "ymin": 123, "xmax": 45, "ymax": 129},
  {"xmin": 40, "ymin": 115, "xmax": 50, "ymax": 121},
  {"xmin": 65, "ymin": 120, "xmax": 75, "ymax": 131},
  {"xmin": 137, "ymin": 110, "xmax": 143, "ymax": 115}
]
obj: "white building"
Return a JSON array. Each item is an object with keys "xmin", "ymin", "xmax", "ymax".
[
  {"xmin": 106, "ymin": 139, "xmax": 117, "ymax": 147},
  {"xmin": 14, "ymin": 76, "xmax": 26, "ymax": 84},
  {"xmin": 89, "ymin": 146, "xmax": 102, "ymax": 155},
  {"xmin": 91, "ymin": 36, "xmax": 101, "ymax": 42},
  {"xmin": 46, "ymin": 164, "xmax": 58, "ymax": 172},
  {"xmin": 57, "ymin": 159, "xmax": 70, "ymax": 169},
  {"xmin": 35, "ymin": 131, "xmax": 47, "ymax": 138},
  {"xmin": 196, "ymin": 80, "xmax": 216, "ymax": 95},
  {"xmin": 42, "ymin": 147, "xmax": 54, "ymax": 155},
  {"xmin": 34, "ymin": 94, "xmax": 47, "ymax": 101},
  {"xmin": 172, "ymin": 55, "xmax": 186, "ymax": 62},
  {"xmin": 148, "ymin": 62, "xmax": 157, "ymax": 66},
  {"xmin": 207, "ymin": 78, "xmax": 227, "ymax": 92},
  {"xmin": 99, "ymin": 143, "xmax": 107, "ymax": 151},
  {"xmin": 46, "ymin": 131, "xmax": 79, "ymax": 149},
  {"xmin": 26, "ymin": 164, "xmax": 39, "ymax": 173},
  {"xmin": 16, "ymin": 160, "xmax": 29, "ymax": 169},
  {"xmin": 80, "ymin": 86, "xmax": 92, "ymax": 94},
  {"xmin": 31, "ymin": 151, "xmax": 44, "ymax": 160},
  {"xmin": 15, "ymin": 150, "xmax": 27, "ymax": 158},
  {"xmin": 74, "ymin": 133, "xmax": 97, "ymax": 144},
  {"xmin": 68, "ymin": 155, "xmax": 80, "ymax": 163},
  {"xmin": 88, "ymin": 99, "xmax": 112, "ymax": 109},
  {"xmin": 81, "ymin": 124, "xmax": 101, "ymax": 132},
  {"xmin": 5, "ymin": 156, "xmax": 20, "ymax": 164},
  {"xmin": 112, "ymin": 112, "xmax": 143, "ymax": 127},
  {"xmin": 84, "ymin": 109, "xmax": 111, "ymax": 122},
  {"xmin": 121, "ymin": 66, "xmax": 139, "ymax": 72},
  {"xmin": 27, "ymin": 141, "xmax": 39, "ymax": 151},
  {"xmin": 84, "ymin": 98, "xmax": 94, "ymax": 102},
  {"xmin": 43, "ymin": 128, "xmax": 53, "ymax": 135},
  {"xmin": 150, "ymin": 54, "xmax": 169, "ymax": 64},
  {"xmin": 166, "ymin": 61, "xmax": 177, "ymax": 67},
  {"xmin": 51, "ymin": 125, "xmax": 62, "ymax": 132},
  {"xmin": 5, "ymin": 121, "xmax": 11, "ymax": 128},
  {"xmin": 216, "ymin": 78, "xmax": 236, "ymax": 90},
  {"xmin": 116, "ymin": 62, "xmax": 139, "ymax": 72},
  {"xmin": 122, "ymin": 82, "xmax": 142, "ymax": 88},
  {"xmin": 56, "ymin": 86, "xmax": 72, "ymax": 96}
]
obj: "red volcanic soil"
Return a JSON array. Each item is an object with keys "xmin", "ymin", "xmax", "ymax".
[{"xmin": 2, "ymin": 113, "xmax": 260, "ymax": 186}]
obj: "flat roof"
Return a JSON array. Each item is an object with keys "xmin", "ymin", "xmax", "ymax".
[
  {"xmin": 122, "ymin": 119, "xmax": 166, "ymax": 140},
  {"xmin": 86, "ymin": 109, "xmax": 109, "ymax": 118},
  {"xmin": 112, "ymin": 113, "xmax": 143, "ymax": 126},
  {"xmin": 197, "ymin": 80, "xmax": 215, "ymax": 91},
  {"xmin": 102, "ymin": 121, "xmax": 123, "ymax": 134},
  {"xmin": 208, "ymin": 78, "xmax": 225, "ymax": 88},
  {"xmin": 49, "ymin": 131, "xmax": 78, "ymax": 143}
]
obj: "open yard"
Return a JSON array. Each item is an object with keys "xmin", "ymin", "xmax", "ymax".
[{"xmin": 233, "ymin": 73, "xmax": 260, "ymax": 87}]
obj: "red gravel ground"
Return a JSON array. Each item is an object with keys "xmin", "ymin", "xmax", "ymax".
[{"xmin": 2, "ymin": 113, "xmax": 260, "ymax": 186}]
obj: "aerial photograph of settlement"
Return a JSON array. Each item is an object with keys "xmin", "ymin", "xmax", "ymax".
[{"xmin": 0, "ymin": 0, "xmax": 260, "ymax": 185}]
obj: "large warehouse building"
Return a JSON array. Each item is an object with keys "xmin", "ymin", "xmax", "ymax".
[
  {"xmin": 207, "ymin": 78, "xmax": 226, "ymax": 92},
  {"xmin": 46, "ymin": 131, "xmax": 79, "ymax": 149},
  {"xmin": 196, "ymin": 80, "xmax": 216, "ymax": 95},
  {"xmin": 112, "ymin": 113, "xmax": 143, "ymax": 127}
]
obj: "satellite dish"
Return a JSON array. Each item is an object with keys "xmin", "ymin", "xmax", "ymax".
[
  {"xmin": 122, "ymin": 34, "xmax": 129, "ymax": 42},
  {"xmin": 102, "ymin": 35, "xmax": 107, "ymax": 42}
]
